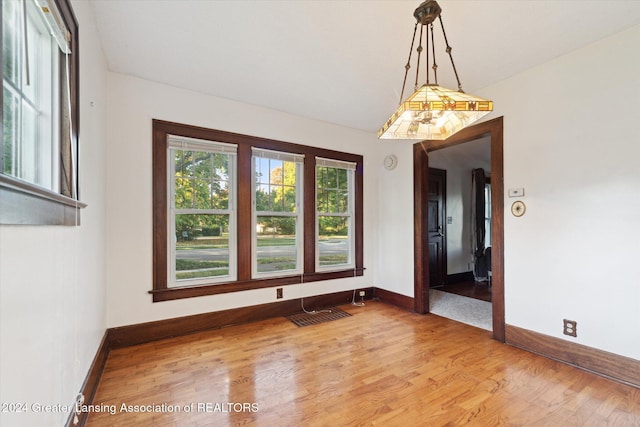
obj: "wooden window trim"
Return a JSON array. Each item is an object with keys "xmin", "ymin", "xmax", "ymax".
[{"xmin": 151, "ymin": 120, "xmax": 364, "ymax": 302}]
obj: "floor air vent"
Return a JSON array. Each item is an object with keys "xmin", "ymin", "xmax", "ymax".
[{"xmin": 286, "ymin": 307, "xmax": 352, "ymax": 327}]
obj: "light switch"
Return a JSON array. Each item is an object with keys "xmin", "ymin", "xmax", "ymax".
[
  {"xmin": 447, "ymin": 216, "xmax": 453, "ymax": 224},
  {"xmin": 508, "ymin": 188, "xmax": 524, "ymax": 198}
]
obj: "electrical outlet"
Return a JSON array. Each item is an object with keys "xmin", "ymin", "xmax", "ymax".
[
  {"xmin": 563, "ymin": 319, "xmax": 577, "ymax": 337},
  {"xmin": 359, "ymin": 290, "xmax": 366, "ymax": 297},
  {"xmin": 276, "ymin": 288, "xmax": 283, "ymax": 299}
]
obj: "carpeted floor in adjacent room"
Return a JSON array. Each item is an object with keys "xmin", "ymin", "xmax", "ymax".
[{"xmin": 429, "ymin": 289, "xmax": 492, "ymax": 331}]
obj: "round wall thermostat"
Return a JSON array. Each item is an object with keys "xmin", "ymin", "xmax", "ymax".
[
  {"xmin": 511, "ymin": 201, "xmax": 526, "ymax": 217},
  {"xmin": 384, "ymin": 155, "xmax": 398, "ymax": 170}
]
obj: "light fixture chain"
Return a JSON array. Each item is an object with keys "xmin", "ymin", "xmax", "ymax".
[
  {"xmin": 399, "ymin": 22, "xmax": 419, "ymax": 105},
  {"xmin": 414, "ymin": 24, "xmax": 424, "ymax": 91},
  {"xmin": 425, "ymin": 24, "xmax": 430, "ymax": 85},
  {"xmin": 430, "ymin": 23, "xmax": 438, "ymax": 85},
  {"xmin": 438, "ymin": 15, "xmax": 463, "ymax": 91}
]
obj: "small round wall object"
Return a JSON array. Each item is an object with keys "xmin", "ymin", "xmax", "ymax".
[
  {"xmin": 384, "ymin": 154, "xmax": 398, "ymax": 170},
  {"xmin": 511, "ymin": 200, "xmax": 526, "ymax": 217}
]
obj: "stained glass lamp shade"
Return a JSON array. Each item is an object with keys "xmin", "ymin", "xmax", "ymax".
[
  {"xmin": 378, "ymin": 84, "xmax": 493, "ymax": 140},
  {"xmin": 378, "ymin": 0, "xmax": 493, "ymax": 140}
]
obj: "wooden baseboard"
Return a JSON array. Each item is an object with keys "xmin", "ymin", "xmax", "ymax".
[
  {"xmin": 446, "ymin": 271, "xmax": 474, "ymax": 284},
  {"xmin": 374, "ymin": 287, "xmax": 414, "ymax": 312},
  {"xmin": 107, "ymin": 288, "xmax": 374, "ymax": 349},
  {"xmin": 65, "ymin": 332, "xmax": 110, "ymax": 427},
  {"xmin": 505, "ymin": 324, "xmax": 640, "ymax": 388}
]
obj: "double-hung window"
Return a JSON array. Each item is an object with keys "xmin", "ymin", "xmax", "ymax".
[
  {"xmin": 252, "ymin": 148, "xmax": 304, "ymax": 277},
  {"xmin": 168, "ymin": 135, "xmax": 237, "ymax": 287},
  {"xmin": 152, "ymin": 120, "xmax": 363, "ymax": 302},
  {"xmin": 1, "ymin": 0, "xmax": 81, "ymax": 225},
  {"xmin": 316, "ymin": 158, "xmax": 356, "ymax": 271}
]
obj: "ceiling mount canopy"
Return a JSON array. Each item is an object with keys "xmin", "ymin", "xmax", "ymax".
[{"xmin": 378, "ymin": 0, "xmax": 493, "ymax": 140}]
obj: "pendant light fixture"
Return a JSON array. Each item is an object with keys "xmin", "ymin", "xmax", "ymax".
[{"xmin": 378, "ymin": 0, "xmax": 493, "ymax": 140}]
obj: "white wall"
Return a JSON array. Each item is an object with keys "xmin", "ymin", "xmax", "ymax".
[
  {"xmin": 430, "ymin": 139, "xmax": 491, "ymax": 275},
  {"xmin": 374, "ymin": 142, "xmax": 415, "ymax": 297},
  {"xmin": 105, "ymin": 73, "xmax": 381, "ymax": 327},
  {"xmin": 481, "ymin": 24, "xmax": 640, "ymax": 359},
  {"xmin": 0, "ymin": 2, "xmax": 108, "ymax": 426}
]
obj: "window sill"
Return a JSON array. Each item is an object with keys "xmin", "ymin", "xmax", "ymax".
[
  {"xmin": 150, "ymin": 268, "xmax": 365, "ymax": 302},
  {"xmin": 0, "ymin": 174, "xmax": 87, "ymax": 226}
]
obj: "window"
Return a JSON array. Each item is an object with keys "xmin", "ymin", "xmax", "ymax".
[
  {"xmin": 1, "ymin": 0, "xmax": 82, "ymax": 225},
  {"xmin": 484, "ymin": 180, "xmax": 491, "ymax": 247},
  {"xmin": 168, "ymin": 135, "xmax": 237, "ymax": 287},
  {"xmin": 152, "ymin": 120, "xmax": 363, "ymax": 302},
  {"xmin": 316, "ymin": 158, "xmax": 355, "ymax": 271},
  {"xmin": 252, "ymin": 148, "xmax": 304, "ymax": 278}
]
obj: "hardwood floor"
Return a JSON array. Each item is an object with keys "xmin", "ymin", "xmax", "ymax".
[
  {"xmin": 438, "ymin": 280, "xmax": 492, "ymax": 303},
  {"xmin": 87, "ymin": 302, "xmax": 639, "ymax": 426}
]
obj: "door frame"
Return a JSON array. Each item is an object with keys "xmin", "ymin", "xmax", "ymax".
[{"xmin": 413, "ymin": 116, "xmax": 505, "ymax": 342}]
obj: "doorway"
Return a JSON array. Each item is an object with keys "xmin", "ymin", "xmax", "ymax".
[
  {"xmin": 413, "ymin": 117, "xmax": 505, "ymax": 342},
  {"xmin": 427, "ymin": 168, "xmax": 447, "ymax": 288}
]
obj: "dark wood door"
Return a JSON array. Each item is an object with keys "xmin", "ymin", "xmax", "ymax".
[{"xmin": 428, "ymin": 168, "xmax": 446, "ymax": 287}]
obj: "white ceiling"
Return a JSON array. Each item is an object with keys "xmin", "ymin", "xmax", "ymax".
[{"xmin": 89, "ymin": 0, "xmax": 640, "ymax": 133}]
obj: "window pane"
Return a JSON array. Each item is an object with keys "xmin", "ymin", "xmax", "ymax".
[
  {"xmin": 269, "ymin": 188, "xmax": 282, "ymax": 212},
  {"xmin": 254, "ymin": 156, "xmax": 298, "ymax": 213},
  {"xmin": 317, "ymin": 167, "xmax": 326, "ymax": 188},
  {"xmin": 337, "ymin": 190, "xmax": 349, "ymax": 213},
  {"xmin": 316, "ymin": 166, "xmax": 350, "ymax": 214},
  {"xmin": 193, "ymin": 178, "xmax": 212, "ymax": 209},
  {"xmin": 327, "ymin": 167, "xmax": 337, "ymax": 188},
  {"xmin": 318, "ymin": 216, "xmax": 350, "ymax": 266},
  {"xmin": 270, "ymin": 159, "xmax": 283, "ymax": 183},
  {"xmin": 2, "ymin": 86, "xmax": 18, "ymax": 174},
  {"xmin": 174, "ymin": 214, "xmax": 230, "ymax": 282},
  {"xmin": 20, "ymin": 103, "xmax": 38, "ymax": 183},
  {"xmin": 327, "ymin": 190, "xmax": 337, "ymax": 212},
  {"xmin": 2, "ymin": 0, "xmax": 20, "ymax": 85},
  {"xmin": 256, "ymin": 216, "xmax": 297, "ymax": 273},
  {"xmin": 174, "ymin": 177, "xmax": 193, "ymax": 209},
  {"xmin": 316, "ymin": 188, "xmax": 327, "ymax": 212},
  {"xmin": 337, "ymin": 168, "xmax": 348, "ymax": 190},
  {"xmin": 485, "ymin": 183, "xmax": 491, "ymax": 247},
  {"xmin": 173, "ymin": 149, "xmax": 230, "ymax": 210},
  {"xmin": 255, "ymin": 183, "xmax": 270, "ymax": 211},
  {"xmin": 255, "ymin": 157, "xmax": 269, "ymax": 185},
  {"xmin": 282, "ymin": 185, "xmax": 296, "ymax": 212},
  {"xmin": 484, "ymin": 184, "xmax": 491, "ymax": 218}
]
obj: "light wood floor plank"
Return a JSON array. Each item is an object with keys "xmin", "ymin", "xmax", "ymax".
[{"xmin": 87, "ymin": 302, "xmax": 640, "ymax": 426}]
